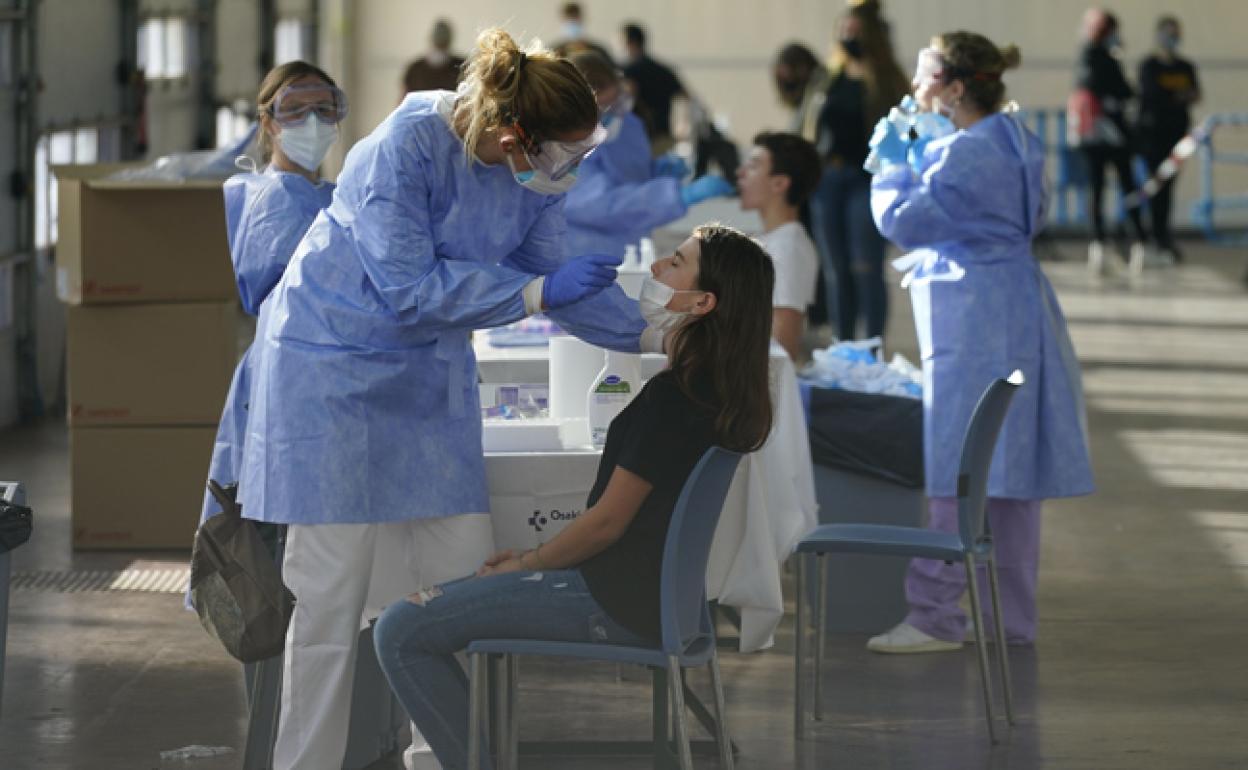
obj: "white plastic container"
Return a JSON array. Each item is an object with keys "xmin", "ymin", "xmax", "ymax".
[{"xmin": 586, "ymin": 351, "xmax": 642, "ymax": 448}]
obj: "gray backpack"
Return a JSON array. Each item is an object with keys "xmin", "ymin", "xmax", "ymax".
[{"xmin": 190, "ymin": 481, "xmax": 295, "ymax": 663}]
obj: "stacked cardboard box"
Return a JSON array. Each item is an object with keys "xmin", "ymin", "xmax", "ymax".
[{"xmin": 55, "ymin": 164, "xmax": 240, "ymax": 550}]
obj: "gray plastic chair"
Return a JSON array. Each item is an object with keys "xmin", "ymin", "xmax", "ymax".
[
  {"xmin": 793, "ymin": 371, "xmax": 1024, "ymax": 744},
  {"xmin": 0, "ymin": 481, "xmax": 27, "ymax": 722},
  {"xmin": 466, "ymin": 447, "xmax": 744, "ymax": 770}
]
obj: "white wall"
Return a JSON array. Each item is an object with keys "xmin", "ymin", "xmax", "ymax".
[{"xmin": 333, "ymin": 0, "xmax": 1248, "ymax": 226}]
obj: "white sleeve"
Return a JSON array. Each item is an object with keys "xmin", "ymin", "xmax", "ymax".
[{"xmin": 768, "ymin": 226, "xmax": 819, "ymax": 311}]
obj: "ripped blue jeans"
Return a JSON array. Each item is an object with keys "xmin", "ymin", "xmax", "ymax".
[{"xmin": 374, "ymin": 568, "xmax": 645, "ymax": 770}]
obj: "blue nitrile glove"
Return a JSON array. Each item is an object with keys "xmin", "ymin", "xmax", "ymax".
[
  {"xmin": 680, "ymin": 175, "xmax": 736, "ymax": 206},
  {"xmin": 652, "ymin": 153, "xmax": 690, "ymax": 179},
  {"xmin": 866, "ymin": 117, "xmax": 908, "ymax": 172},
  {"xmin": 907, "ymin": 135, "xmax": 933, "ymax": 173},
  {"xmin": 542, "ymin": 253, "xmax": 622, "ymax": 310}
]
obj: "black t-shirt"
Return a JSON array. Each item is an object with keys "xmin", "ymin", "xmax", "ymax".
[
  {"xmin": 815, "ymin": 72, "xmax": 869, "ymax": 168},
  {"xmin": 577, "ymin": 370, "xmax": 718, "ymax": 642},
  {"xmin": 623, "ymin": 55, "xmax": 684, "ymax": 137},
  {"xmin": 1137, "ymin": 55, "xmax": 1199, "ymax": 151}
]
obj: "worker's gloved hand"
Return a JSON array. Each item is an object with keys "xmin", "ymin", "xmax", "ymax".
[
  {"xmin": 542, "ymin": 253, "xmax": 622, "ymax": 310},
  {"xmin": 680, "ymin": 175, "xmax": 736, "ymax": 207},
  {"xmin": 865, "ymin": 117, "xmax": 909, "ymax": 173},
  {"xmin": 907, "ymin": 135, "xmax": 933, "ymax": 173},
  {"xmin": 652, "ymin": 153, "xmax": 690, "ymax": 180}
]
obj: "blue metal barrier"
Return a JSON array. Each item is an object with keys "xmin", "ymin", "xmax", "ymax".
[{"xmin": 1191, "ymin": 113, "xmax": 1248, "ymax": 245}]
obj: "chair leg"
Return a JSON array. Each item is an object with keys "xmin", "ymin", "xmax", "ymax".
[
  {"xmin": 468, "ymin": 652, "xmax": 485, "ymax": 770},
  {"xmin": 491, "ymin": 654, "xmax": 508, "ymax": 770},
  {"xmin": 794, "ymin": 553, "xmax": 807, "ymax": 741},
  {"xmin": 964, "ymin": 555, "xmax": 998, "ymax": 744},
  {"xmin": 668, "ymin": 656, "xmax": 695, "ymax": 770},
  {"xmin": 986, "ymin": 553, "xmax": 1016, "ymax": 726},
  {"xmin": 507, "ymin": 654, "xmax": 520, "ymax": 770},
  {"xmin": 708, "ymin": 650, "xmax": 735, "ymax": 770},
  {"xmin": 814, "ymin": 554, "xmax": 828, "ymax": 722}
]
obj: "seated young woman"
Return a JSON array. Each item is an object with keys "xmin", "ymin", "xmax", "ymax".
[{"xmin": 373, "ymin": 224, "xmax": 776, "ymax": 768}]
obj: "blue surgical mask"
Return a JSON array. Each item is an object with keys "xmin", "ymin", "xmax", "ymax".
[
  {"xmin": 1158, "ymin": 32, "xmax": 1180, "ymax": 52},
  {"xmin": 506, "ymin": 154, "xmax": 579, "ymax": 195}
]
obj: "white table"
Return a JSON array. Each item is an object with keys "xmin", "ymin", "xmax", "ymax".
[{"xmin": 480, "ymin": 341, "xmax": 817, "ymax": 653}]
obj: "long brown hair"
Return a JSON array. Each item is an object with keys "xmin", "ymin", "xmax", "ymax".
[
  {"xmin": 256, "ymin": 60, "xmax": 338, "ymax": 160},
  {"xmin": 454, "ymin": 28, "xmax": 599, "ymax": 164},
  {"xmin": 830, "ymin": 0, "xmax": 910, "ymax": 126},
  {"xmin": 668, "ymin": 225, "xmax": 775, "ymax": 453}
]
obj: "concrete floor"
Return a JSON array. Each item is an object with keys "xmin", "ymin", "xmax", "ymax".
[{"xmin": 2, "ymin": 241, "xmax": 1248, "ymax": 769}]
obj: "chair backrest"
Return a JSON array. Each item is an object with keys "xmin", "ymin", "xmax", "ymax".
[
  {"xmin": 955, "ymin": 371, "xmax": 1024, "ymax": 550},
  {"xmin": 658, "ymin": 447, "xmax": 744, "ymax": 656}
]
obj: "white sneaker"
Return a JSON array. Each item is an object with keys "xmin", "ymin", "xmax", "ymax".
[
  {"xmin": 866, "ymin": 622, "xmax": 963, "ymax": 654},
  {"xmin": 404, "ymin": 744, "xmax": 442, "ymax": 770},
  {"xmin": 1087, "ymin": 240, "xmax": 1106, "ymax": 276},
  {"xmin": 1128, "ymin": 241, "xmax": 1147, "ymax": 277}
]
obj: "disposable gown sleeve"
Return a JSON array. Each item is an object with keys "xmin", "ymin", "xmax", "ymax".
[
  {"xmin": 501, "ymin": 197, "xmax": 646, "ymax": 353},
  {"xmin": 563, "ymin": 119, "xmax": 686, "ymax": 234},
  {"xmin": 230, "ymin": 181, "xmax": 316, "ymax": 315},
  {"xmin": 870, "ymin": 140, "xmax": 988, "ymax": 252},
  {"xmin": 346, "ymin": 135, "xmax": 533, "ymax": 331}
]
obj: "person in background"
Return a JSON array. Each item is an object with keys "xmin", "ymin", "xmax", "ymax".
[
  {"xmin": 240, "ymin": 29, "xmax": 654, "ymax": 770},
  {"xmin": 736, "ymin": 132, "xmax": 822, "ymax": 362},
  {"xmin": 1070, "ymin": 8, "xmax": 1149, "ymax": 275},
  {"xmin": 402, "ymin": 19, "xmax": 464, "ymax": 97},
  {"xmin": 621, "ymin": 22, "xmax": 686, "ymax": 153},
  {"xmin": 197, "ymin": 60, "xmax": 340, "ymax": 532},
  {"xmin": 809, "ymin": 0, "xmax": 910, "ymax": 343},
  {"xmin": 553, "ymin": 2, "xmax": 615, "ymax": 64},
  {"xmin": 374, "ymin": 225, "xmax": 775, "ymax": 769},
  {"xmin": 773, "ymin": 42, "xmax": 832, "ymax": 144},
  {"xmin": 564, "ymin": 51, "xmax": 735, "ymax": 263},
  {"xmin": 1136, "ymin": 15, "xmax": 1200, "ymax": 263},
  {"xmin": 866, "ymin": 32, "xmax": 1094, "ymax": 653}
]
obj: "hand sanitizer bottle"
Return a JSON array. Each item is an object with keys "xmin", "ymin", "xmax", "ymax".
[{"xmin": 587, "ymin": 350, "xmax": 642, "ymax": 448}]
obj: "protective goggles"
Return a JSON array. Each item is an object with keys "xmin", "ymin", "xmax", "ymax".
[
  {"xmin": 269, "ymin": 83, "xmax": 349, "ymax": 127},
  {"xmin": 600, "ymin": 92, "xmax": 636, "ymax": 127},
  {"xmin": 513, "ymin": 121, "xmax": 607, "ymax": 181},
  {"xmin": 912, "ymin": 47, "xmax": 945, "ymax": 90}
]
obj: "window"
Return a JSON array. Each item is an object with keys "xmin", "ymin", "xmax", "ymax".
[
  {"xmin": 35, "ymin": 127, "xmax": 104, "ymax": 250},
  {"xmin": 137, "ymin": 17, "xmax": 189, "ymax": 79},
  {"xmin": 215, "ymin": 104, "xmax": 252, "ymax": 150},
  {"xmin": 275, "ymin": 18, "xmax": 314, "ymax": 65}
]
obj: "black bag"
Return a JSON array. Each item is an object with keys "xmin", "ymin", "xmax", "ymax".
[
  {"xmin": 189, "ymin": 481, "xmax": 295, "ymax": 663},
  {"xmin": 0, "ymin": 498, "xmax": 32, "ymax": 554}
]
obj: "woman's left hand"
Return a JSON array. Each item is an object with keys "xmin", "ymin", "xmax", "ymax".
[{"xmin": 477, "ymin": 556, "xmax": 526, "ymax": 577}]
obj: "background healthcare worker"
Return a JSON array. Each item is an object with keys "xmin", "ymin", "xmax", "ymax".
[
  {"xmin": 563, "ymin": 51, "xmax": 736, "ymax": 262},
  {"xmin": 238, "ymin": 28, "xmax": 650, "ymax": 770},
  {"xmin": 196, "ymin": 61, "xmax": 342, "ymax": 530},
  {"xmin": 865, "ymin": 32, "xmax": 1094, "ymax": 654}
]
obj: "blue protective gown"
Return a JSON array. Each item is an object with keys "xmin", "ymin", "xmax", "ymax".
[
  {"xmin": 871, "ymin": 113, "xmax": 1094, "ymax": 500},
  {"xmin": 239, "ymin": 91, "xmax": 646, "ymax": 525},
  {"xmin": 563, "ymin": 112, "xmax": 687, "ymax": 259},
  {"xmin": 199, "ymin": 167, "xmax": 334, "ymax": 524}
]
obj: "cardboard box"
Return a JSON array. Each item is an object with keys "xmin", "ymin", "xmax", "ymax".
[
  {"xmin": 53, "ymin": 164, "xmax": 236, "ymax": 304},
  {"xmin": 67, "ymin": 301, "xmax": 240, "ymax": 426},
  {"xmin": 485, "ymin": 451, "xmax": 600, "ymax": 552},
  {"xmin": 71, "ymin": 426, "xmax": 216, "ymax": 550}
]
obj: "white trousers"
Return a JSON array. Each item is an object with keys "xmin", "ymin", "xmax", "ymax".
[{"xmin": 274, "ymin": 514, "xmax": 495, "ymax": 770}]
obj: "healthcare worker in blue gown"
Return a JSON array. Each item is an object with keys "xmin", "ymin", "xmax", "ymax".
[
  {"xmin": 196, "ymin": 61, "xmax": 340, "ymax": 532},
  {"xmin": 238, "ymin": 30, "xmax": 656, "ymax": 770},
  {"xmin": 864, "ymin": 32, "xmax": 1094, "ymax": 654},
  {"xmin": 563, "ymin": 50, "xmax": 735, "ymax": 261}
]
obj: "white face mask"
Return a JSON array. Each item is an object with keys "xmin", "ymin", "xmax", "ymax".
[
  {"xmin": 279, "ymin": 116, "xmax": 338, "ymax": 171},
  {"xmin": 506, "ymin": 154, "xmax": 579, "ymax": 195},
  {"xmin": 639, "ymin": 276, "xmax": 702, "ymax": 333}
]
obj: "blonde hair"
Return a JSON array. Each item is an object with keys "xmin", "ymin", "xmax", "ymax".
[
  {"xmin": 932, "ymin": 32, "xmax": 1022, "ymax": 113},
  {"xmin": 256, "ymin": 60, "xmax": 338, "ymax": 160},
  {"xmin": 454, "ymin": 28, "xmax": 598, "ymax": 164}
]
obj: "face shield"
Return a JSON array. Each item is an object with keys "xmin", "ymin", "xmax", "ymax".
[
  {"xmin": 270, "ymin": 82, "xmax": 350, "ymax": 127},
  {"xmin": 912, "ymin": 47, "xmax": 946, "ymax": 91},
  {"xmin": 515, "ymin": 122, "xmax": 607, "ymax": 181}
]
